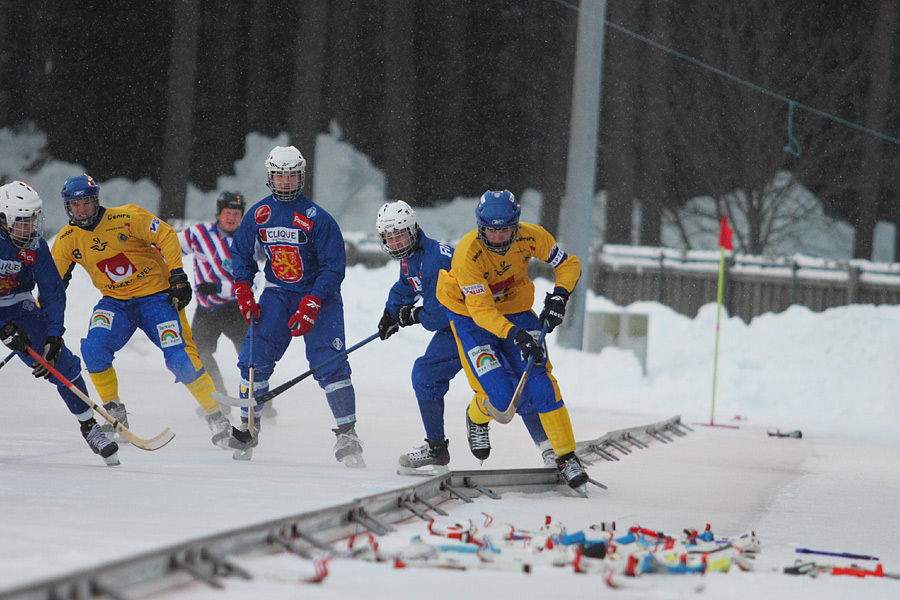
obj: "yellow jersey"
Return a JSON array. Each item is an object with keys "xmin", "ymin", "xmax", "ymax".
[
  {"xmin": 436, "ymin": 222, "xmax": 581, "ymax": 338},
  {"xmin": 52, "ymin": 204, "xmax": 183, "ymax": 299}
]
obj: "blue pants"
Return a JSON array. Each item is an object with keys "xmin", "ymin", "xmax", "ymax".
[
  {"xmin": 449, "ymin": 310, "xmax": 563, "ymax": 415},
  {"xmin": 80, "ymin": 293, "xmax": 204, "ymax": 384},
  {"xmin": 416, "ymin": 325, "xmax": 548, "ymax": 446},
  {"xmin": 1, "ymin": 303, "xmax": 92, "ymax": 416},
  {"xmin": 411, "ymin": 327, "xmax": 462, "ymax": 441},
  {"xmin": 237, "ymin": 287, "xmax": 355, "ymax": 424}
]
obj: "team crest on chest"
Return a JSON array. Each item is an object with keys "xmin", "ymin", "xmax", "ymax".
[
  {"xmin": 269, "ymin": 245, "xmax": 303, "ymax": 282},
  {"xmin": 0, "ymin": 274, "xmax": 18, "ymax": 296},
  {"xmin": 97, "ymin": 253, "xmax": 137, "ymax": 283}
]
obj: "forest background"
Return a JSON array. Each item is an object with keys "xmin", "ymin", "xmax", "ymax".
[{"xmin": 1, "ymin": 1, "xmax": 899, "ymax": 259}]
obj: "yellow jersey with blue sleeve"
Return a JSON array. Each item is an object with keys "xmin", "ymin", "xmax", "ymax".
[
  {"xmin": 51, "ymin": 204, "xmax": 183, "ymax": 299},
  {"xmin": 436, "ymin": 222, "xmax": 581, "ymax": 339}
]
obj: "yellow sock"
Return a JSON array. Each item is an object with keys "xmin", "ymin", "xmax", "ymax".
[
  {"xmin": 467, "ymin": 395, "xmax": 493, "ymax": 425},
  {"xmin": 539, "ymin": 405, "xmax": 577, "ymax": 456},
  {"xmin": 186, "ymin": 372, "xmax": 220, "ymax": 413},
  {"xmin": 89, "ymin": 367, "xmax": 120, "ymax": 403}
]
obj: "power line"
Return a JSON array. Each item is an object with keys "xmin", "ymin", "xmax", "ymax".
[{"xmin": 549, "ymin": 0, "xmax": 900, "ymax": 148}]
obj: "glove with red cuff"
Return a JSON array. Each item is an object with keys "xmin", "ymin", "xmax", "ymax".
[
  {"xmin": 234, "ymin": 281, "xmax": 259, "ymax": 324},
  {"xmin": 288, "ymin": 295, "xmax": 321, "ymax": 337}
]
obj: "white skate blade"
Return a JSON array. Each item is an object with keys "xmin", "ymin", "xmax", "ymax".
[
  {"xmin": 103, "ymin": 453, "xmax": 121, "ymax": 467},
  {"xmin": 233, "ymin": 448, "xmax": 253, "ymax": 461},
  {"xmin": 571, "ymin": 484, "xmax": 589, "ymax": 498},
  {"xmin": 396, "ymin": 464, "xmax": 449, "ymax": 477},
  {"xmin": 341, "ymin": 454, "xmax": 366, "ymax": 468}
]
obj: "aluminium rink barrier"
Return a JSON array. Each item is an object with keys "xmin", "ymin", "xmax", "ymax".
[{"xmin": 1, "ymin": 415, "xmax": 688, "ymax": 600}]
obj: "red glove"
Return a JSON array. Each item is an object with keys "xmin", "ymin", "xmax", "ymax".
[
  {"xmin": 288, "ymin": 295, "xmax": 321, "ymax": 337},
  {"xmin": 234, "ymin": 281, "xmax": 259, "ymax": 324}
]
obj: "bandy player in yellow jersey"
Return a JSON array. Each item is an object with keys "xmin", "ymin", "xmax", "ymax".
[
  {"xmin": 436, "ymin": 190, "xmax": 590, "ymax": 492},
  {"xmin": 51, "ymin": 174, "xmax": 249, "ymax": 451}
]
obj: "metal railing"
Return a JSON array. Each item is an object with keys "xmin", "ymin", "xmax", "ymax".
[{"xmin": 1, "ymin": 416, "xmax": 688, "ymax": 600}]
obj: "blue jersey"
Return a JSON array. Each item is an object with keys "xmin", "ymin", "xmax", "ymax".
[
  {"xmin": 385, "ymin": 230, "xmax": 454, "ymax": 332},
  {"xmin": 0, "ymin": 234, "xmax": 67, "ymax": 337},
  {"xmin": 232, "ymin": 193, "xmax": 345, "ymax": 299}
]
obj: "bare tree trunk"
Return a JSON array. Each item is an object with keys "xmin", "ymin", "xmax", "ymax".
[
  {"xmin": 245, "ymin": 0, "xmax": 269, "ymax": 134},
  {"xmin": 603, "ymin": 0, "xmax": 639, "ymax": 244},
  {"xmin": 383, "ymin": 0, "xmax": 416, "ymax": 203},
  {"xmin": 419, "ymin": 2, "xmax": 470, "ymax": 205},
  {"xmin": 854, "ymin": 3, "xmax": 897, "ymax": 259},
  {"xmin": 159, "ymin": 0, "xmax": 199, "ymax": 221},
  {"xmin": 639, "ymin": 0, "xmax": 670, "ymax": 246},
  {"xmin": 289, "ymin": 1, "xmax": 328, "ymax": 196}
]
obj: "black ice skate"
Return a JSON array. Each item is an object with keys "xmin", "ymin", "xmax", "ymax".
[
  {"xmin": 80, "ymin": 418, "xmax": 120, "ymax": 466},
  {"xmin": 465, "ymin": 411, "xmax": 491, "ymax": 463},
  {"xmin": 397, "ymin": 438, "xmax": 450, "ymax": 476}
]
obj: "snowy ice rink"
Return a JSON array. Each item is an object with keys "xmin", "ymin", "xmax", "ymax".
[{"xmin": 2, "ymin": 260, "xmax": 900, "ymax": 599}]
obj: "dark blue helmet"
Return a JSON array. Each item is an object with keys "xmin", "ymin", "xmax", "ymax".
[
  {"xmin": 61, "ymin": 174, "xmax": 101, "ymax": 228},
  {"xmin": 475, "ymin": 190, "xmax": 520, "ymax": 254},
  {"xmin": 216, "ymin": 191, "xmax": 245, "ymax": 215}
]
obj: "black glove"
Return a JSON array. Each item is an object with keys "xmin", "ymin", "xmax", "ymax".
[
  {"xmin": 196, "ymin": 281, "xmax": 220, "ymax": 295},
  {"xmin": 0, "ymin": 321, "xmax": 31, "ymax": 354},
  {"xmin": 508, "ymin": 326, "xmax": 544, "ymax": 363},
  {"xmin": 167, "ymin": 268, "xmax": 192, "ymax": 311},
  {"xmin": 397, "ymin": 305, "xmax": 422, "ymax": 327},
  {"xmin": 378, "ymin": 308, "xmax": 400, "ymax": 340},
  {"xmin": 540, "ymin": 288, "xmax": 570, "ymax": 332},
  {"xmin": 32, "ymin": 335, "xmax": 63, "ymax": 379}
]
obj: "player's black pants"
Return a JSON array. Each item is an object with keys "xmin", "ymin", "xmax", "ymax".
[{"xmin": 191, "ymin": 303, "xmax": 246, "ymax": 395}]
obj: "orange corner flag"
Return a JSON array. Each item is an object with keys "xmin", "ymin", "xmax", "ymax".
[{"xmin": 718, "ymin": 216, "xmax": 734, "ymax": 250}]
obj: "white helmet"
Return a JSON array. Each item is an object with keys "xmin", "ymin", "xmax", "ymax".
[
  {"xmin": 265, "ymin": 145, "xmax": 306, "ymax": 202},
  {"xmin": 0, "ymin": 181, "xmax": 44, "ymax": 248},
  {"xmin": 376, "ymin": 200, "xmax": 419, "ymax": 259}
]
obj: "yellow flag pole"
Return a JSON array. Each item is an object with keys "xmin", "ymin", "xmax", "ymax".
[{"xmin": 710, "ymin": 245, "xmax": 726, "ymax": 426}]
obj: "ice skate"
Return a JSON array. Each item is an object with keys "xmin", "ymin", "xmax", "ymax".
[
  {"xmin": 539, "ymin": 440, "xmax": 557, "ymax": 468},
  {"xmin": 465, "ymin": 411, "xmax": 491, "ymax": 464},
  {"xmin": 333, "ymin": 424, "xmax": 365, "ymax": 468},
  {"xmin": 397, "ymin": 438, "xmax": 450, "ymax": 476},
  {"xmin": 205, "ymin": 408, "xmax": 234, "ymax": 449},
  {"xmin": 80, "ymin": 418, "xmax": 120, "ymax": 466},
  {"xmin": 556, "ymin": 451, "xmax": 589, "ymax": 496},
  {"xmin": 232, "ymin": 415, "xmax": 260, "ymax": 461},
  {"xmin": 99, "ymin": 400, "xmax": 128, "ymax": 440}
]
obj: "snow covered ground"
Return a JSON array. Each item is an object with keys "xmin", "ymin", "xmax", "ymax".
[{"xmin": 2, "ymin": 258, "xmax": 900, "ymax": 599}]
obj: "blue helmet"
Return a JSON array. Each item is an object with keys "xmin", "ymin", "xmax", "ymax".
[
  {"xmin": 475, "ymin": 190, "xmax": 520, "ymax": 254},
  {"xmin": 61, "ymin": 174, "xmax": 101, "ymax": 228}
]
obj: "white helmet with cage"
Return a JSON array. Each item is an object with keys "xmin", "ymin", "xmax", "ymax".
[
  {"xmin": 376, "ymin": 200, "xmax": 419, "ymax": 259},
  {"xmin": 265, "ymin": 145, "xmax": 306, "ymax": 202},
  {"xmin": 0, "ymin": 181, "xmax": 44, "ymax": 248}
]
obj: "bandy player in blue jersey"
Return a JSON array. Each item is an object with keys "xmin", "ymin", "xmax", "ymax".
[
  {"xmin": 230, "ymin": 146, "xmax": 364, "ymax": 466},
  {"xmin": 0, "ymin": 181, "xmax": 119, "ymax": 465}
]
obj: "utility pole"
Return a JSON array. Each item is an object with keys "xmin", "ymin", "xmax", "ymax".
[{"xmin": 557, "ymin": 0, "xmax": 607, "ymax": 349}]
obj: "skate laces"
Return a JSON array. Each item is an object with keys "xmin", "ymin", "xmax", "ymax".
[
  {"xmin": 407, "ymin": 442, "xmax": 432, "ymax": 460},
  {"xmin": 86, "ymin": 423, "xmax": 114, "ymax": 451},
  {"xmin": 334, "ymin": 427, "xmax": 363, "ymax": 452},
  {"xmin": 468, "ymin": 420, "xmax": 490, "ymax": 450},
  {"xmin": 557, "ymin": 455, "xmax": 585, "ymax": 482}
]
